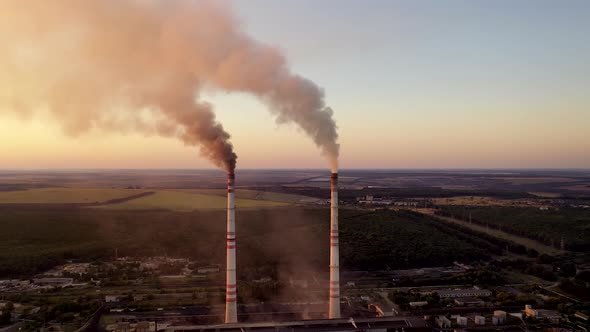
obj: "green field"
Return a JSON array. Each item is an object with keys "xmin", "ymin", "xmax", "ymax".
[
  {"xmin": 0, "ymin": 188, "xmax": 148, "ymax": 204},
  {"xmin": 0, "ymin": 188, "xmax": 304, "ymax": 210},
  {"xmin": 95, "ymin": 190, "xmax": 288, "ymax": 211},
  {"xmin": 172, "ymin": 189, "xmax": 317, "ymax": 203}
]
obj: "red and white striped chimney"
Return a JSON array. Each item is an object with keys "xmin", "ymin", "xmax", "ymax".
[
  {"xmin": 225, "ymin": 172, "xmax": 237, "ymax": 323},
  {"xmin": 329, "ymin": 172, "xmax": 341, "ymax": 319}
]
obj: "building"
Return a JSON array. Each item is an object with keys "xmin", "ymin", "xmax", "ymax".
[
  {"xmin": 456, "ymin": 316, "xmax": 467, "ymax": 326},
  {"xmin": 197, "ymin": 266, "xmax": 220, "ymax": 274},
  {"xmin": 167, "ymin": 317, "xmax": 430, "ymax": 332},
  {"xmin": 115, "ymin": 322, "xmax": 130, "ymax": 332},
  {"xmin": 524, "ymin": 305, "xmax": 561, "ymax": 323},
  {"xmin": 409, "ymin": 301, "xmax": 428, "ymax": 308},
  {"xmin": 454, "ymin": 297, "xmax": 485, "ymax": 306},
  {"xmin": 358, "ymin": 199, "xmax": 392, "ymax": 205},
  {"xmin": 394, "ymin": 201, "xmax": 418, "ymax": 207},
  {"xmin": 492, "ymin": 316, "xmax": 502, "ymax": 325},
  {"xmin": 435, "ymin": 316, "xmax": 451, "ymax": 328},
  {"xmin": 437, "ymin": 288, "xmax": 491, "ymax": 298},
  {"xmin": 493, "ymin": 310, "xmax": 507, "ymax": 325},
  {"xmin": 105, "ymin": 295, "xmax": 119, "ymax": 303},
  {"xmin": 136, "ymin": 322, "xmax": 150, "ymax": 332},
  {"xmin": 474, "ymin": 316, "xmax": 485, "ymax": 325}
]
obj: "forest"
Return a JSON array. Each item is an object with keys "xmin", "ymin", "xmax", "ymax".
[
  {"xmin": 0, "ymin": 206, "xmax": 497, "ymax": 278},
  {"xmin": 436, "ymin": 206, "xmax": 590, "ymax": 251}
]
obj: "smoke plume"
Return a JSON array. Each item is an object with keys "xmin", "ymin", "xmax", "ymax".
[{"xmin": 0, "ymin": 0, "xmax": 339, "ymax": 171}]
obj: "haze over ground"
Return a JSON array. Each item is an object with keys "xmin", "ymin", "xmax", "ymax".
[{"xmin": 1, "ymin": 0, "xmax": 589, "ymax": 169}]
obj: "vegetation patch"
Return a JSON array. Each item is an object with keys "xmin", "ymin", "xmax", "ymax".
[
  {"xmin": 95, "ymin": 190, "xmax": 288, "ymax": 211},
  {"xmin": 0, "ymin": 207, "xmax": 495, "ymax": 278},
  {"xmin": 0, "ymin": 188, "xmax": 150, "ymax": 204},
  {"xmin": 437, "ymin": 206, "xmax": 590, "ymax": 251}
]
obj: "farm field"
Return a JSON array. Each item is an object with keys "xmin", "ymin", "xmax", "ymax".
[
  {"xmin": 95, "ymin": 190, "xmax": 289, "ymax": 211},
  {"xmin": 0, "ymin": 187, "xmax": 149, "ymax": 204},
  {"xmin": 0, "ymin": 187, "xmax": 306, "ymax": 210},
  {"xmin": 171, "ymin": 189, "xmax": 318, "ymax": 203}
]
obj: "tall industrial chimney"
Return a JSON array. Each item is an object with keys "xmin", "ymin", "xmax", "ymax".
[
  {"xmin": 329, "ymin": 172, "xmax": 341, "ymax": 319},
  {"xmin": 225, "ymin": 172, "xmax": 238, "ymax": 323}
]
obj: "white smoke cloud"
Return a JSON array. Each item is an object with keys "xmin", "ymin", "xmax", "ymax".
[{"xmin": 0, "ymin": 0, "xmax": 339, "ymax": 171}]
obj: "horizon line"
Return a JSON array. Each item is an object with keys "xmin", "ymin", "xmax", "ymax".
[{"xmin": 1, "ymin": 167, "xmax": 589, "ymax": 172}]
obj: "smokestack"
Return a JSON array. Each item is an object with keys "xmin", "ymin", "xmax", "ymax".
[
  {"xmin": 225, "ymin": 172, "xmax": 237, "ymax": 323},
  {"xmin": 329, "ymin": 172, "xmax": 341, "ymax": 319}
]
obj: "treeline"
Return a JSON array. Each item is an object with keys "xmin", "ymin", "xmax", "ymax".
[
  {"xmin": 436, "ymin": 206, "xmax": 590, "ymax": 251},
  {"xmin": 393, "ymin": 267, "xmax": 506, "ymax": 287},
  {"xmin": 245, "ymin": 186, "xmax": 535, "ymax": 200},
  {"xmin": 338, "ymin": 210, "xmax": 491, "ymax": 270},
  {"xmin": 338, "ymin": 188, "xmax": 534, "ymax": 200}
]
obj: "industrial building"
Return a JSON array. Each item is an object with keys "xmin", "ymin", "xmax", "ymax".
[
  {"xmin": 456, "ymin": 316, "xmax": 467, "ymax": 326},
  {"xmin": 524, "ymin": 304, "xmax": 561, "ymax": 323},
  {"xmin": 196, "ymin": 265, "xmax": 220, "ymax": 274},
  {"xmin": 435, "ymin": 315, "xmax": 451, "ymax": 328},
  {"xmin": 437, "ymin": 288, "xmax": 491, "ymax": 298},
  {"xmin": 474, "ymin": 315, "xmax": 485, "ymax": 325},
  {"xmin": 453, "ymin": 297, "xmax": 485, "ymax": 306},
  {"xmin": 105, "ymin": 295, "xmax": 120, "ymax": 303},
  {"xmin": 492, "ymin": 310, "xmax": 507, "ymax": 325},
  {"xmin": 165, "ymin": 316, "xmax": 429, "ymax": 332}
]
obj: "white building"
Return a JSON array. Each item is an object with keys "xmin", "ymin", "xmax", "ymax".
[
  {"xmin": 105, "ymin": 295, "xmax": 119, "ymax": 303},
  {"xmin": 456, "ymin": 316, "xmax": 467, "ymax": 326},
  {"xmin": 474, "ymin": 316, "xmax": 485, "ymax": 325},
  {"xmin": 409, "ymin": 301, "xmax": 428, "ymax": 308},
  {"xmin": 435, "ymin": 316, "xmax": 451, "ymax": 328}
]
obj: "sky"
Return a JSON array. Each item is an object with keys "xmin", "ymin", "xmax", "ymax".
[{"xmin": 1, "ymin": 0, "xmax": 589, "ymax": 169}]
